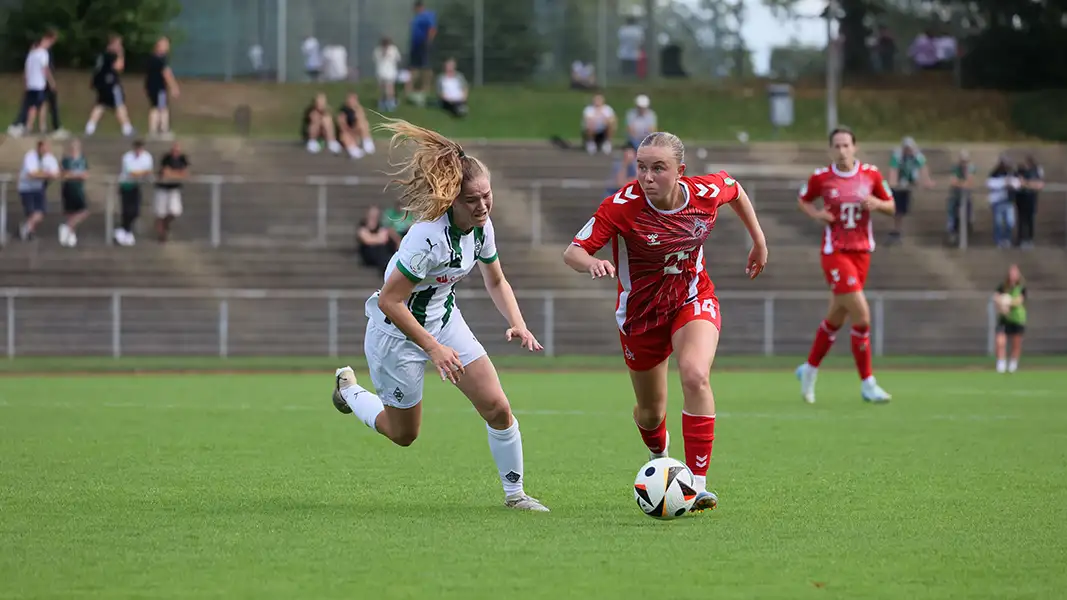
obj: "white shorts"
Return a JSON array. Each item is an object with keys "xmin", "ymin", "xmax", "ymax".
[
  {"xmin": 153, "ymin": 188, "xmax": 183, "ymax": 218},
  {"xmin": 363, "ymin": 311, "xmax": 487, "ymax": 409}
]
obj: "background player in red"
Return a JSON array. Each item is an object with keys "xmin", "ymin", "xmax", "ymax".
[
  {"xmin": 795, "ymin": 127, "xmax": 895, "ymax": 404},
  {"xmin": 563, "ymin": 131, "xmax": 768, "ymax": 514}
]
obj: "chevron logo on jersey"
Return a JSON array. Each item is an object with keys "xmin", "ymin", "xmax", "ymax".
[
  {"xmin": 694, "ymin": 182, "xmax": 720, "ymax": 198},
  {"xmin": 613, "ymin": 185, "xmax": 640, "ymax": 204}
]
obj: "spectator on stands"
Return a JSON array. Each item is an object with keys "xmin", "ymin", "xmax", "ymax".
[
  {"xmin": 887, "ymin": 136, "xmax": 934, "ymax": 243},
  {"xmin": 570, "ymin": 60, "xmax": 597, "ymax": 90},
  {"xmin": 582, "ymin": 94, "xmax": 617, "ymax": 155},
  {"xmin": 407, "ymin": 1, "xmax": 438, "ymax": 106},
  {"xmin": 1014, "ymin": 155, "xmax": 1043, "ymax": 249},
  {"xmin": 933, "ymin": 31, "xmax": 957, "ymax": 69},
  {"xmin": 384, "ymin": 200, "xmax": 415, "ymax": 246},
  {"xmin": 617, "ymin": 16, "xmax": 644, "ymax": 77},
  {"xmin": 17, "ymin": 138, "xmax": 60, "ymax": 241},
  {"xmin": 85, "ymin": 34, "xmax": 134, "ymax": 137},
  {"xmin": 8, "ymin": 30, "xmax": 62, "ymax": 139},
  {"xmin": 374, "ymin": 37, "xmax": 402, "ymax": 112},
  {"xmin": 873, "ymin": 25, "xmax": 896, "ymax": 73},
  {"xmin": 154, "ymin": 141, "xmax": 189, "ymax": 242},
  {"xmin": 59, "ymin": 139, "xmax": 90, "ymax": 247},
  {"xmin": 337, "ymin": 93, "xmax": 376, "ymax": 159},
  {"xmin": 357, "ymin": 205, "xmax": 396, "ymax": 274},
  {"xmin": 606, "ymin": 143, "xmax": 638, "ymax": 197},
  {"xmin": 946, "ymin": 149, "xmax": 975, "ymax": 246},
  {"xmin": 145, "ymin": 36, "xmax": 180, "ymax": 139},
  {"xmin": 625, "ymin": 94, "xmax": 657, "ymax": 148},
  {"xmin": 302, "ymin": 34, "xmax": 322, "ymax": 82},
  {"xmin": 115, "ymin": 139, "xmax": 154, "ymax": 246},
  {"xmin": 908, "ymin": 31, "xmax": 939, "ymax": 71},
  {"xmin": 986, "ymin": 155, "xmax": 1018, "ymax": 249},
  {"xmin": 301, "ymin": 93, "xmax": 343, "ymax": 155},
  {"xmin": 437, "ymin": 58, "xmax": 469, "ymax": 118}
]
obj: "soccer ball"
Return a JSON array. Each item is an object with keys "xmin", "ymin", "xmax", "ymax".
[
  {"xmin": 633, "ymin": 457, "xmax": 698, "ymax": 519},
  {"xmin": 995, "ymin": 293, "xmax": 1013, "ymax": 315}
]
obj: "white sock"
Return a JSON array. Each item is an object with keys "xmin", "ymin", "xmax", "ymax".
[
  {"xmin": 342, "ymin": 384, "xmax": 384, "ymax": 431},
  {"xmin": 862, "ymin": 375, "xmax": 876, "ymax": 387},
  {"xmin": 693, "ymin": 474, "xmax": 707, "ymax": 493},
  {"xmin": 85, "ymin": 121, "xmax": 97, "ymax": 135},
  {"xmin": 121, "ymin": 123, "xmax": 134, "ymax": 136},
  {"xmin": 486, "ymin": 419, "xmax": 524, "ymax": 497},
  {"xmin": 996, "ymin": 359, "xmax": 1007, "ymax": 373},
  {"xmin": 1008, "ymin": 359, "xmax": 1018, "ymax": 373}
]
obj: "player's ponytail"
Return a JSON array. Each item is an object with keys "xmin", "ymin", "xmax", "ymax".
[
  {"xmin": 639, "ymin": 131, "xmax": 685, "ymax": 165},
  {"xmin": 378, "ymin": 117, "xmax": 489, "ymax": 223}
]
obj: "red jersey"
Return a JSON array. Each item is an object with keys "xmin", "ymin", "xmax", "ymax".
[
  {"xmin": 571, "ymin": 172, "xmax": 739, "ymax": 336},
  {"xmin": 798, "ymin": 162, "xmax": 893, "ymax": 254}
]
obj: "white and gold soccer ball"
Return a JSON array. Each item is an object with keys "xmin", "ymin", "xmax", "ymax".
[
  {"xmin": 633, "ymin": 457, "xmax": 697, "ymax": 519},
  {"xmin": 995, "ymin": 293, "xmax": 1013, "ymax": 315}
]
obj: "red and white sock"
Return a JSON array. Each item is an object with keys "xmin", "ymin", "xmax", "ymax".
[
  {"xmin": 851, "ymin": 325, "xmax": 873, "ymax": 381},
  {"xmin": 806, "ymin": 320, "xmax": 840, "ymax": 368},
  {"xmin": 682, "ymin": 412, "xmax": 715, "ymax": 491},
  {"xmin": 636, "ymin": 418, "xmax": 668, "ymax": 455}
]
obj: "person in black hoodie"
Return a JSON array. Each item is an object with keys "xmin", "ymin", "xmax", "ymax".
[{"xmin": 1014, "ymin": 155, "xmax": 1044, "ymax": 248}]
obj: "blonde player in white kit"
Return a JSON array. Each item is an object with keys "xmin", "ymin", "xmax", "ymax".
[{"xmin": 332, "ymin": 119, "xmax": 550, "ymax": 512}]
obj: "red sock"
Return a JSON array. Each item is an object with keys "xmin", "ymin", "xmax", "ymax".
[
  {"xmin": 636, "ymin": 418, "xmax": 668, "ymax": 455},
  {"xmin": 806, "ymin": 320, "xmax": 840, "ymax": 367},
  {"xmin": 681, "ymin": 412, "xmax": 715, "ymax": 477},
  {"xmin": 851, "ymin": 325, "xmax": 873, "ymax": 380}
]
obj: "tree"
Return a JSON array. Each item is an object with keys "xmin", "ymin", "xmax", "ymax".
[
  {"xmin": 1, "ymin": 0, "xmax": 181, "ymax": 71},
  {"xmin": 433, "ymin": 0, "xmax": 543, "ymax": 83}
]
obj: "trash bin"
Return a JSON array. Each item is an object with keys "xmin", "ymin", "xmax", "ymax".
[{"xmin": 767, "ymin": 83, "xmax": 794, "ymax": 130}]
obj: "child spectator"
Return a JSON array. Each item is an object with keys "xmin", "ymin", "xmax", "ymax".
[{"xmin": 59, "ymin": 139, "xmax": 90, "ymax": 247}]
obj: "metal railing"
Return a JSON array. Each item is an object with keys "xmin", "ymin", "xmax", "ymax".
[
  {"xmin": 3, "ymin": 288, "xmax": 1064, "ymax": 359},
  {"xmin": 3, "ymin": 174, "xmax": 1066, "ymax": 249}
]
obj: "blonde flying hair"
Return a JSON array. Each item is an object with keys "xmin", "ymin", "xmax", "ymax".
[{"xmin": 378, "ymin": 118, "xmax": 489, "ymax": 223}]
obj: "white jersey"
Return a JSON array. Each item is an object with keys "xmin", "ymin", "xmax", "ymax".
[{"xmin": 366, "ymin": 210, "xmax": 498, "ymax": 338}]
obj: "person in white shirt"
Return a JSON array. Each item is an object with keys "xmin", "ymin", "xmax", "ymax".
[
  {"xmin": 115, "ymin": 139, "xmax": 154, "ymax": 246},
  {"xmin": 570, "ymin": 60, "xmax": 596, "ymax": 90},
  {"xmin": 437, "ymin": 58, "xmax": 469, "ymax": 118},
  {"xmin": 617, "ymin": 17, "xmax": 644, "ymax": 77},
  {"xmin": 11, "ymin": 32, "xmax": 57, "ymax": 138},
  {"xmin": 581, "ymin": 94, "xmax": 617, "ymax": 155},
  {"xmin": 625, "ymin": 94, "xmax": 657, "ymax": 148},
  {"xmin": 17, "ymin": 139, "xmax": 60, "ymax": 241},
  {"xmin": 374, "ymin": 37, "xmax": 402, "ymax": 112},
  {"xmin": 302, "ymin": 35, "xmax": 322, "ymax": 82}
]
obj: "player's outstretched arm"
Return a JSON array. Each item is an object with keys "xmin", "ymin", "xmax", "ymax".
[
  {"xmin": 726, "ymin": 184, "xmax": 768, "ymax": 279},
  {"xmin": 378, "ymin": 269, "xmax": 465, "ymax": 382},
  {"xmin": 478, "ymin": 260, "xmax": 543, "ymax": 352},
  {"xmin": 563, "ymin": 245, "xmax": 616, "ymax": 279}
]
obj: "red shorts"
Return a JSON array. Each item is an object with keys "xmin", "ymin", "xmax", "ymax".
[
  {"xmin": 620, "ymin": 294, "xmax": 722, "ymax": 372},
  {"xmin": 821, "ymin": 252, "xmax": 870, "ymax": 295}
]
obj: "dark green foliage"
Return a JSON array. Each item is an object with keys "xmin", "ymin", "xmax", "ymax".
[
  {"xmin": 1, "ymin": 0, "xmax": 181, "ymax": 71},
  {"xmin": 432, "ymin": 0, "xmax": 542, "ymax": 83}
]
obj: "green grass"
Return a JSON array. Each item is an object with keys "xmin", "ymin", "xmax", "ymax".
[
  {"xmin": 2, "ymin": 368, "xmax": 1066, "ymax": 598},
  {"xmin": 0, "ymin": 72, "xmax": 1033, "ymax": 142}
]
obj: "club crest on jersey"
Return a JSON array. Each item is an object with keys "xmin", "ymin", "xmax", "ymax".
[
  {"xmin": 474, "ymin": 239, "xmax": 483, "ymax": 256},
  {"xmin": 692, "ymin": 218, "xmax": 709, "ymax": 238},
  {"xmin": 829, "ymin": 189, "xmax": 840, "ymax": 198}
]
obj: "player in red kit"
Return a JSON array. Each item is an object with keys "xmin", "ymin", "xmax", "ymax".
[
  {"xmin": 795, "ymin": 127, "xmax": 895, "ymax": 404},
  {"xmin": 563, "ymin": 131, "xmax": 768, "ymax": 513}
]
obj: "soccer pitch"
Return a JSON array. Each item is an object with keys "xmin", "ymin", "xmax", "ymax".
[{"xmin": 2, "ymin": 366, "xmax": 1066, "ymax": 599}]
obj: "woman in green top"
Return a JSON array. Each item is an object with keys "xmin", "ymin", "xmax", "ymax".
[
  {"xmin": 994, "ymin": 264, "xmax": 1027, "ymax": 373},
  {"xmin": 59, "ymin": 139, "xmax": 90, "ymax": 247}
]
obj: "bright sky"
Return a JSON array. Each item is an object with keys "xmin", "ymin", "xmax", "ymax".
[{"xmin": 742, "ymin": 0, "xmax": 830, "ymax": 73}]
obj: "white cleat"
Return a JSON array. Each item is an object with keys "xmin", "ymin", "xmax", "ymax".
[
  {"xmin": 861, "ymin": 378, "xmax": 892, "ymax": 403},
  {"xmin": 796, "ymin": 363, "xmax": 818, "ymax": 404},
  {"xmin": 504, "ymin": 494, "xmax": 550, "ymax": 512},
  {"xmin": 650, "ymin": 431, "xmax": 670, "ymax": 460},
  {"xmin": 332, "ymin": 366, "xmax": 357, "ymax": 414}
]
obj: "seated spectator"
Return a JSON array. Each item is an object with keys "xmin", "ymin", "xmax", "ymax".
[
  {"xmin": 59, "ymin": 139, "xmax": 90, "ymax": 247},
  {"xmin": 358, "ymin": 205, "xmax": 396, "ymax": 274},
  {"xmin": 933, "ymin": 32, "xmax": 957, "ymax": 69},
  {"xmin": 625, "ymin": 94, "xmax": 657, "ymax": 148},
  {"xmin": 336, "ymin": 93, "xmax": 376, "ymax": 159},
  {"xmin": 384, "ymin": 200, "xmax": 414, "ymax": 247},
  {"xmin": 986, "ymin": 155, "xmax": 1018, "ymax": 249},
  {"xmin": 301, "ymin": 93, "xmax": 343, "ymax": 155},
  {"xmin": 582, "ymin": 94, "xmax": 616, "ymax": 155},
  {"xmin": 946, "ymin": 149, "xmax": 975, "ymax": 246},
  {"xmin": 17, "ymin": 138, "xmax": 60, "ymax": 241},
  {"xmin": 374, "ymin": 37, "xmax": 402, "ymax": 112},
  {"xmin": 154, "ymin": 141, "xmax": 189, "ymax": 242},
  {"xmin": 437, "ymin": 59, "xmax": 469, "ymax": 118},
  {"xmin": 570, "ymin": 60, "xmax": 596, "ymax": 90},
  {"xmin": 606, "ymin": 143, "xmax": 638, "ymax": 197}
]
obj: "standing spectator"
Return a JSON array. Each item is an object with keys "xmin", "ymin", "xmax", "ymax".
[
  {"xmin": 993, "ymin": 264, "xmax": 1027, "ymax": 373},
  {"xmin": 606, "ymin": 143, "xmax": 638, "ymax": 197},
  {"xmin": 985, "ymin": 155, "xmax": 1018, "ymax": 249},
  {"xmin": 581, "ymin": 94, "xmax": 617, "ymax": 155},
  {"xmin": 407, "ymin": 1, "xmax": 437, "ymax": 106},
  {"xmin": 570, "ymin": 60, "xmax": 597, "ymax": 90},
  {"xmin": 336, "ymin": 93, "xmax": 376, "ymax": 158},
  {"xmin": 625, "ymin": 94, "xmax": 657, "ymax": 148},
  {"xmin": 908, "ymin": 31, "xmax": 939, "ymax": 70},
  {"xmin": 374, "ymin": 37, "xmax": 402, "ymax": 112},
  {"xmin": 145, "ymin": 37, "xmax": 180, "ymax": 139},
  {"xmin": 1014, "ymin": 155, "xmax": 1043, "ymax": 249},
  {"xmin": 59, "ymin": 139, "xmax": 90, "ymax": 247},
  {"xmin": 933, "ymin": 31, "xmax": 958, "ymax": 69},
  {"xmin": 357, "ymin": 205, "xmax": 396, "ymax": 274},
  {"xmin": 302, "ymin": 35, "xmax": 323, "ymax": 82},
  {"xmin": 85, "ymin": 34, "xmax": 134, "ymax": 137},
  {"xmin": 16, "ymin": 139, "xmax": 60, "ymax": 241},
  {"xmin": 154, "ymin": 141, "xmax": 189, "ymax": 242},
  {"xmin": 617, "ymin": 16, "xmax": 644, "ymax": 77},
  {"xmin": 300, "ymin": 93, "xmax": 343, "ymax": 155},
  {"xmin": 115, "ymin": 139, "xmax": 153, "ymax": 246},
  {"xmin": 437, "ymin": 58, "xmax": 469, "ymax": 118},
  {"xmin": 874, "ymin": 25, "xmax": 896, "ymax": 73},
  {"xmin": 8, "ymin": 31, "xmax": 57, "ymax": 138},
  {"xmin": 946, "ymin": 150, "xmax": 975, "ymax": 246},
  {"xmin": 886, "ymin": 136, "xmax": 934, "ymax": 243},
  {"xmin": 248, "ymin": 43, "xmax": 265, "ymax": 78}
]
